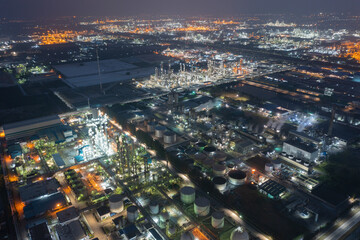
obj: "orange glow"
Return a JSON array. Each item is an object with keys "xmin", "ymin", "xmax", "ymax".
[
  {"xmin": 36, "ymin": 30, "xmax": 85, "ymax": 45},
  {"xmin": 174, "ymin": 26, "xmax": 217, "ymax": 32},
  {"xmin": 8, "ymin": 174, "xmax": 19, "ymax": 182},
  {"xmin": 0, "ymin": 131, "xmax": 5, "ymax": 138},
  {"xmin": 4, "ymin": 155, "xmax": 12, "ymax": 164},
  {"xmin": 341, "ymin": 41, "xmax": 360, "ymax": 63},
  {"xmin": 252, "ymin": 169, "xmax": 256, "ymax": 173},
  {"xmin": 26, "ymin": 142, "xmax": 35, "ymax": 149},
  {"xmin": 213, "ymin": 20, "xmax": 240, "ymax": 25},
  {"xmin": 192, "ymin": 228, "xmax": 209, "ymax": 240}
]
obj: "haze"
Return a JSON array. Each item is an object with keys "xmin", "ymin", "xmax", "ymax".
[{"xmin": 1, "ymin": 0, "xmax": 360, "ymax": 18}]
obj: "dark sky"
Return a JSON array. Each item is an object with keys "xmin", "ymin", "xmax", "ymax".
[{"xmin": 1, "ymin": 0, "xmax": 360, "ymax": 18}]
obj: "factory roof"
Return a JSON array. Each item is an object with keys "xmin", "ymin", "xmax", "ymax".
[
  {"xmin": 284, "ymin": 139, "xmax": 318, "ymax": 153},
  {"xmin": 19, "ymin": 178, "xmax": 60, "ymax": 203},
  {"xmin": 149, "ymin": 228, "xmax": 163, "ymax": 240},
  {"xmin": 56, "ymin": 207, "xmax": 79, "ymax": 224},
  {"xmin": 54, "ymin": 59, "xmax": 137, "ymax": 78},
  {"xmin": 119, "ymin": 224, "xmax": 140, "ymax": 240},
  {"xmin": 55, "ymin": 220, "xmax": 86, "ymax": 240},
  {"xmin": 289, "ymin": 131, "xmax": 321, "ymax": 144},
  {"xmin": 52, "ymin": 153, "xmax": 66, "ymax": 168},
  {"xmin": 96, "ymin": 205, "xmax": 110, "ymax": 217},
  {"xmin": 259, "ymin": 180, "xmax": 286, "ymax": 198},
  {"xmin": 28, "ymin": 222, "xmax": 52, "ymax": 240},
  {"xmin": 24, "ymin": 192, "xmax": 66, "ymax": 219},
  {"xmin": 3, "ymin": 115, "xmax": 61, "ymax": 140}
]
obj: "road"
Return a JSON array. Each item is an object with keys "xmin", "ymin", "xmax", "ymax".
[{"xmin": 318, "ymin": 207, "xmax": 360, "ymax": 240}]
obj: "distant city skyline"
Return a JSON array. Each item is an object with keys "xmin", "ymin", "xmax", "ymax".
[{"xmin": 1, "ymin": 0, "xmax": 360, "ymax": 19}]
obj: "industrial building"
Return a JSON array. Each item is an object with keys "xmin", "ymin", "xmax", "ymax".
[
  {"xmin": 55, "ymin": 220, "xmax": 86, "ymax": 240},
  {"xmin": 28, "ymin": 222, "xmax": 52, "ymax": 240},
  {"xmin": 283, "ymin": 139, "xmax": 319, "ymax": 162},
  {"xmin": 19, "ymin": 178, "xmax": 60, "ymax": 204},
  {"xmin": 259, "ymin": 180, "xmax": 286, "ymax": 199},
  {"xmin": 56, "ymin": 207, "xmax": 80, "ymax": 225},
  {"xmin": 3, "ymin": 115, "xmax": 62, "ymax": 141},
  {"xmin": 54, "ymin": 59, "xmax": 154, "ymax": 88}
]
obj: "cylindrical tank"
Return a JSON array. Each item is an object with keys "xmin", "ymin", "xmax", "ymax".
[
  {"xmin": 193, "ymin": 152, "xmax": 207, "ymax": 163},
  {"xmin": 265, "ymin": 163, "xmax": 273, "ymax": 173},
  {"xmin": 204, "ymin": 146, "xmax": 216, "ymax": 156},
  {"xmin": 127, "ymin": 205, "xmax": 138, "ymax": 223},
  {"xmin": 211, "ymin": 211, "xmax": 225, "ymax": 229},
  {"xmin": 272, "ymin": 159, "xmax": 281, "ymax": 170},
  {"xmin": 213, "ymin": 176, "xmax": 227, "ymax": 191},
  {"xmin": 147, "ymin": 121, "xmax": 157, "ymax": 132},
  {"xmin": 212, "ymin": 151, "xmax": 227, "ymax": 162},
  {"xmin": 180, "ymin": 186, "xmax": 195, "ymax": 204},
  {"xmin": 155, "ymin": 126, "xmax": 166, "ymax": 138},
  {"xmin": 181, "ymin": 231, "xmax": 195, "ymax": 240},
  {"xmin": 109, "ymin": 194, "xmax": 123, "ymax": 213},
  {"xmin": 149, "ymin": 200, "xmax": 159, "ymax": 215},
  {"xmin": 164, "ymin": 131, "xmax": 176, "ymax": 144},
  {"xmin": 196, "ymin": 142, "xmax": 207, "ymax": 150},
  {"xmin": 228, "ymin": 170, "xmax": 246, "ymax": 185},
  {"xmin": 213, "ymin": 164, "xmax": 227, "ymax": 176},
  {"xmin": 203, "ymin": 159, "xmax": 215, "ymax": 167},
  {"xmin": 194, "ymin": 197, "xmax": 210, "ymax": 216},
  {"xmin": 231, "ymin": 227, "xmax": 249, "ymax": 240}
]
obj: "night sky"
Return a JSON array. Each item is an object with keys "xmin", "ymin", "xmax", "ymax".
[{"xmin": 1, "ymin": 0, "xmax": 360, "ymax": 18}]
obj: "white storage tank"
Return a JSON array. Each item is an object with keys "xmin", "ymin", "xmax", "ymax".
[
  {"xmin": 213, "ymin": 176, "xmax": 227, "ymax": 191},
  {"xmin": 180, "ymin": 186, "xmax": 196, "ymax": 204},
  {"xmin": 265, "ymin": 163, "xmax": 273, "ymax": 173},
  {"xmin": 231, "ymin": 227, "xmax": 249, "ymax": 240},
  {"xmin": 109, "ymin": 194, "xmax": 123, "ymax": 213},
  {"xmin": 155, "ymin": 126, "xmax": 166, "ymax": 138},
  {"xmin": 193, "ymin": 152, "xmax": 207, "ymax": 163},
  {"xmin": 272, "ymin": 159, "xmax": 282, "ymax": 170},
  {"xmin": 127, "ymin": 205, "xmax": 138, "ymax": 223},
  {"xmin": 228, "ymin": 170, "xmax": 247, "ymax": 185},
  {"xmin": 164, "ymin": 131, "xmax": 176, "ymax": 144},
  {"xmin": 147, "ymin": 121, "xmax": 157, "ymax": 132},
  {"xmin": 194, "ymin": 197, "xmax": 210, "ymax": 216},
  {"xmin": 212, "ymin": 151, "xmax": 227, "ymax": 162},
  {"xmin": 211, "ymin": 211, "xmax": 225, "ymax": 229},
  {"xmin": 212, "ymin": 164, "xmax": 227, "ymax": 176},
  {"xmin": 149, "ymin": 200, "xmax": 159, "ymax": 215},
  {"xmin": 180, "ymin": 231, "xmax": 195, "ymax": 240}
]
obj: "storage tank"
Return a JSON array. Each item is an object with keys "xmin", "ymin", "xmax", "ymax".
[
  {"xmin": 109, "ymin": 194, "xmax": 123, "ymax": 213},
  {"xmin": 127, "ymin": 205, "xmax": 138, "ymax": 223},
  {"xmin": 164, "ymin": 131, "xmax": 176, "ymax": 144},
  {"xmin": 203, "ymin": 159, "xmax": 215, "ymax": 168},
  {"xmin": 204, "ymin": 146, "xmax": 216, "ymax": 156},
  {"xmin": 231, "ymin": 227, "xmax": 249, "ymax": 240},
  {"xmin": 196, "ymin": 142, "xmax": 207, "ymax": 150},
  {"xmin": 265, "ymin": 163, "xmax": 273, "ymax": 173},
  {"xmin": 180, "ymin": 186, "xmax": 195, "ymax": 204},
  {"xmin": 193, "ymin": 152, "xmax": 207, "ymax": 163},
  {"xmin": 184, "ymin": 158, "xmax": 195, "ymax": 168},
  {"xmin": 211, "ymin": 211, "xmax": 225, "ymax": 229},
  {"xmin": 212, "ymin": 151, "xmax": 227, "ymax": 162},
  {"xmin": 194, "ymin": 197, "xmax": 210, "ymax": 216},
  {"xmin": 149, "ymin": 200, "xmax": 159, "ymax": 215},
  {"xmin": 228, "ymin": 170, "xmax": 246, "ymax": 185},
  {"xmin": 213, "ymin": 176, "xmax": 227, "ymax": 191},
  {"xmin": 212, "ymin": 164, "xmax": 227, "ymax": 176},
  {"xmin": 180, "ymin": 231, "xmax": 195, "ymax": 240},
  {"xmin": 147, "ymin": 121, "xmax": 157, "ymax": 132},
  {"xmin": 155, "ymin": 126, "xmax": 166, "ymax": 138},
  {"xmin": 272, "ymin": 159, "xmax": 281, "ymax": 170}
]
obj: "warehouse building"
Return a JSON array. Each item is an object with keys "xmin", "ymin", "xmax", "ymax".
[
  {"xmin": 283, "ymin": 139, "xmax": 319, "ymax": 162},
  {"xmin": 3, "ymin": 115, "xmax": 62, "ymax": 141}
]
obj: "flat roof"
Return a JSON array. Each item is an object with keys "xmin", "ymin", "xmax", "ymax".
[
  {"xmin": 19, "ymin": 178, "xmax": 60, "ymax": 203},
  {"xmin": 54, "ymin": 59, "xmax": 137, "ymax": 78},
  {"xmin": 3, "ymin": 115, "xmax": 60, "ymax": 131},
  {"xmin": 55, "ymin": 220, "xmax": 86, "ymax": 240},
  {"xmin": 56, "ymin": 207, "xmax": 79, "ymax": 224},
  {"xmin": 24, "ymin": 192, "xmax": 66, "ymax": 219},
  {"xmin": 284, "ymin": 139, "xmax": 318, "ymax": 153},
  {"xmin": 28, "ymin": 222, "xmax": 52, "ymax": 240},
  {"xmin": 52, "ymin": 153, "xmax": 66, "ymax": 167}
]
